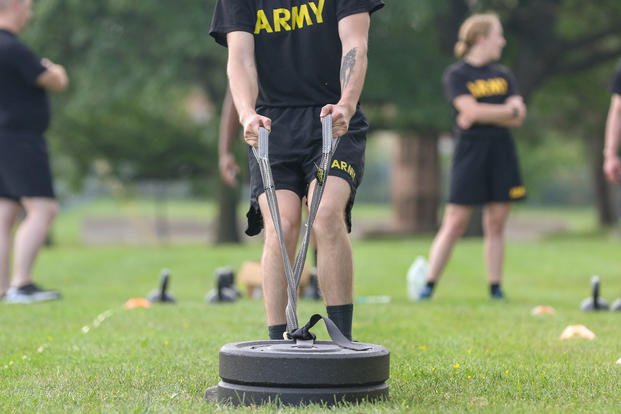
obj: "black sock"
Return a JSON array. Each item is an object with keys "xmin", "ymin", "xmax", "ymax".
[
  {"xmin": 268, "ymin": 324, "xmax": 287, "ymax": 340},
  {"xmin": 425, "ymin": 281, "xmax": 436, "ymax": 290},
  {"xmin": 490, "ymin": 283, "xmax": 501, "ymax": 296},
  {"xmin": 326, "ymin": 304, "xmax": 353, "ymax": 341}
]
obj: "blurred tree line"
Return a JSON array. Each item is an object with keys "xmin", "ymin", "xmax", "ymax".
[
  {"xmin": 24, "ymin": 0, "xmax": 621, "ymax": 243},
  {"xmin": 26, "ymin": 0, "xmax": 226, "ymax": 187}
]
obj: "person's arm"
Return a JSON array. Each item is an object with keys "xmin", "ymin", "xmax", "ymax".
[
  {"xmin": 497, "ymin": 95, "xmax": 527, "ymax": 128},
  {"xmin": 320, "ymin": 12, "xmax": 370, "ymax": 137},
  {"xmin": 226, "ymin": 31, "xmax": 270, "ymax": 147},
  {"xmin": 36, "ymin": 58, "xmax": 69, "ymax": 92},
  {"xmin": 603, "ymin": 94, "xmax": 621, "ymax": 183},
  {"xmin": 219, "ymin": 87, "xmax": 241, "ymax": 186},
  {"xmin": 453, "ymin": 94, "xmax": 526, "ymax": 129}
]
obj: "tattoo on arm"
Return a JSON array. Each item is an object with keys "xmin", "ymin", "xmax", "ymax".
[{"xmin": 340, "ymin": 48, "xmax": 357, "ymax": 89}]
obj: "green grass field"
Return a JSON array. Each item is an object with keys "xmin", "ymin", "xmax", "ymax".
[{"xmin": 1, "ymin": 201, "xmax": 620, "ymax": 413}]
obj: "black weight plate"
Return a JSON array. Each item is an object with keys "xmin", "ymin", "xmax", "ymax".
[
  {"xmin": 216, "ymin": 380, "xmax": 389, "ymax": 406},
  {"xmin": 219, "ymin": 340, "xmax": 389, "ymax": 387}
]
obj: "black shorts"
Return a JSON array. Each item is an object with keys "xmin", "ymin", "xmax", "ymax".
[
  {"xmin": 0, "ymin": 132, "xmax": 55, "ymax": 200},
  {"xmin": 245, "ymin": 106, "xmax": 367, "ymax": 236},
  {"xmin": 448, "ymin": 134, "xmax": 525, "ymax": 205}
]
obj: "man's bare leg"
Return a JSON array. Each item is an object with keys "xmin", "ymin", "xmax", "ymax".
[
  {"xmin": 309, "ymin": 177, "xmax": 354, "ymax": 339},
  {"xmin": 258, "ymin": 190, "xmax": 302, "ymax": 338}
]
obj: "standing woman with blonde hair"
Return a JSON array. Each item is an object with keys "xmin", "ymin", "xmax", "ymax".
[{"xmin": 417, "ymin": 12, "xmax": 527, "ymax": 300}]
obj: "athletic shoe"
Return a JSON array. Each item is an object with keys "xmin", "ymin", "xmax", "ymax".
[
  {"xmin": 490, "ymin": 287, "xmax": 505, "ymax": 300},
  {"xmin": 407, "ymin": 256, "xmax": 428, "ymax": 300},
  {"xmin": 5, "ymin": 283, "xmax": 61, "ymax": 304},
  {"xmin": 417, "ymin": 285, "xmax": 434, "ymax": 300}
]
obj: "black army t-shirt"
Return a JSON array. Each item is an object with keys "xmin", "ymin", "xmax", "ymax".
[
  {"xmin": 210, "ymin": 0, "xmax": 384, "ymax": 108},
  {"xmin": 0, "ymin": 29, "xmax": 49, "ymax": 135},
  {"xmin": 611, "ymin": 62, "xmax": 621, "ymax": 95},
  {"xmin": 443, "ymin": 60, "xmax": 519, "ymax": 140}
]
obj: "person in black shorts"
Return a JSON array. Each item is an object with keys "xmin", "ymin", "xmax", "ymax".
[
  {"xmin": 603, "ymin": 62, "xmax": 621, "ymax": 183},
  {"xmin": 0, "ymin": 0, "xmax": 68, "ymax": 303},
  {"xmin": 417, "ymin": 12, "xmax": 527, "ymax": 301},
  {"xmin": 210, "ymin": 0, "xmax": 384, "ymax": 340}
]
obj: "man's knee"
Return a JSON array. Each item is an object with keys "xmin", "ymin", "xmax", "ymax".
[
  {"xmin": 309, "ymin": 176, "xmax": 350, "ymax": 235},
  {"xmin": 313, "ymin": 206, "xmax": 346, "ymax": 240},
  {"xmin": 264, "ymin": 215, "xmax": 299, "ymax": 244}
]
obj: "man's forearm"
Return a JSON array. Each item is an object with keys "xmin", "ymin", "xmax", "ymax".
[
  {"xmin": 227, "ymin": 60, "xmax": 258, "ymax": 125},
  {"xmin": 337, "ymin": 13, "xmax": 371, "ymax": 114},
  {"xmin": 226, "ymin": 31, "xmax": 260, "ymax": 125},
  {"xmin": 337, "ymin": 45, "xmax": 368, "ymax": 113}
]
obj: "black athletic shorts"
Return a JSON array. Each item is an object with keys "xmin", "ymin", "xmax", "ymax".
[
  {"xmin": 245, "ymin": 106, "xmax": 367, "ymax": 236},
  {"xmin": 448, "ymin": 133, "xmax": 525, "ymax": 205},
  {"xmin": 0, "ymin": 131, "xmax": 55, "ymax": 200}
]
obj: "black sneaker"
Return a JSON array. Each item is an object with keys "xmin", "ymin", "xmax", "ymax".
[
  {"xmin": 5, "ymin": 283, "xmax": 61, "ymax": 304},
  {"xmin": 490, "ymin": 287, "xmax": 505, "ymax": 300}
]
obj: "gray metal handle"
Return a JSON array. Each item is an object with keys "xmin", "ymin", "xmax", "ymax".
[
  {"xmin": 321, "ymin": 115, "xmax": 332, "ymax": 154},
  {"xmin": 258, "ymin": 127, "xmax": 269, "ymax": 159}
]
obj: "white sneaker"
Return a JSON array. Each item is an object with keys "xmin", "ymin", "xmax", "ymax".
[
  {"xmin": 406, "ymin": 256, "xmax": 428, "ymax": 301},
  {"xmin": 5, "ymin": 283, "xmax": 61, "ymax": 304}
]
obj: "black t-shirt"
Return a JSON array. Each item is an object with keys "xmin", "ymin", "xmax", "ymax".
[
  {"xmin": 0, "ymin": 29, "xmax": 49, "ymax": 135},
  {"xmin": 209, "ymin": 0, "xmax": 384, "ymax": 108},
  {"xmin": 443, "ymin": 60, "xmax": 519, "ymax": 139},
  {"xmin": 611, "ymin": 61, "xmax": 621, "ymax": 95}
]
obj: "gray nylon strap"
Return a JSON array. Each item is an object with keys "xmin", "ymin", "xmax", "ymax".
[
  {"xmin": 289, "ymin": 313, "xmax": 372, "ymax": 351},
  {"xmin": 252, "ymin": 115, "xmax": 339, "ymax": 332}
]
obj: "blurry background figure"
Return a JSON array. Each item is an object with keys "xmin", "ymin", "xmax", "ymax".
[
  {"xmin": 218, "ymin": 87, "xmax": 241, "ymax": 188},
  {"xmin": 603, "ymin": 61, "xmax": 621, "ymax": 183},
  {"xmin": 417, "ymin": 12, "xmax": 527, "ymax": 301},
  {"xmin": 0, "ymin": 0, "xmax": 68, "ymax": 303}
]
